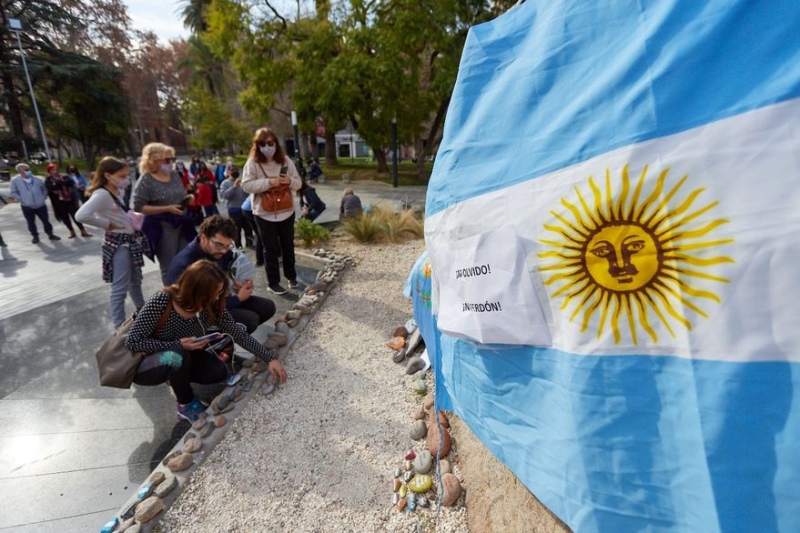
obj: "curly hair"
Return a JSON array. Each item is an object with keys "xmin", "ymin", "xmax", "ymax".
[{"xmin": 139, "ymin": 142, "xmax": 175, "ymax": 175}]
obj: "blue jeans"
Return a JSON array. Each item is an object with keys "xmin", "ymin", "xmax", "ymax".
[
  {"xmin": 20, "ymin": 205, "xmax": 54, "ymax": 237},
  {"xmin": 110, "ymin": 245, "xmax": 145, "ymax": 328}
]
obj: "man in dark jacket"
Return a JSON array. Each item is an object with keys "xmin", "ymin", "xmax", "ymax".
[{"xmin": 166, "ymin": 215, "xmax": 275, "ymax": 333}]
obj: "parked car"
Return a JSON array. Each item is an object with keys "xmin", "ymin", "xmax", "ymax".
[{"xmin": 30, "ymin": 151, "xmax": 48, "ymax": 163}]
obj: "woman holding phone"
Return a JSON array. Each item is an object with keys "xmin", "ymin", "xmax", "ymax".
[
  {"xmin": 241, "ymin": 127, "xmax": 302, "ymax": 295},
  {"xmin": 126, "ymin": 260, "xmax": 287, "ymax": 422}
]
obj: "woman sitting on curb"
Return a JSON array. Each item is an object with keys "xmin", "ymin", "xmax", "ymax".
[{"xmin": 126, "ymin": 260, "xmax": 288, "ymax": 422}]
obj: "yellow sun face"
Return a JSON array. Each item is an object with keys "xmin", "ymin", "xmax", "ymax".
[{"xmin": 538, "ymin": 164, "xmax": 734, "ymax": 345}]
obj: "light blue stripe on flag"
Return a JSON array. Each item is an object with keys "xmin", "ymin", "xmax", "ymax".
[{"xmin": 427, "ymin": 0, "xmax": 800, "ymax": 216}]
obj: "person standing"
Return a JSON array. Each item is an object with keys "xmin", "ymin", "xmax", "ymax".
[
  {"xmin": 132, "ymin": 142, "xmax": 196, "ymax": 284},
  {"xmin": 9, "ymin": 163, "xmax": 61, "ymax": 243},
  {"xmin": 76, "ymin": 157, "xmax": 151, "ymax": 328},
  {"xmin": 65, "ymin": 164, "xmax": 90, "ymax": 204},
  {"xmin": 45, "ymin": 163, "xmax": 92, "ymax": 239},
  {"xmin": 220, "ymin": 167, "xmax": 247, "ymax": 248},
  {"xmin": 241, "ymin": 127, "xmax": 302, "ymax": 295}
]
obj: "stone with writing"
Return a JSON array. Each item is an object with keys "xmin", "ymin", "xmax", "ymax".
[
  {"xmin": 440, "ymin": 473, "xmax": 462, "ymax": 506},
  {"xmin": 413, "ymin": 450, "xmax": 433, "ymax": 474},
  {"xmin": 408, "ymin": 474, "xmax": 433, "ymax": 493}
]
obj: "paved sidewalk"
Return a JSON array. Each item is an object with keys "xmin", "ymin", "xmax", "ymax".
[{"xmin": 0, "ymin": 176, "xmax": 426, "ymax": 531}]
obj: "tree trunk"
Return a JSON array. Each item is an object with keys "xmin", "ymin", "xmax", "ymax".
[
  {"xmin": 324, "ymin": 129, "xmax": 338, "ymax": 165},
  {"xmin": 0, "ymin": 44, "xmax": 25, "ymax": 143},
  {"xmin": 415, "ymin": 137, "xmax": 426, "ymax": 176},
  {"xmin": 374, "ymin": 146, "xmax": 388, "ymax": 174}
]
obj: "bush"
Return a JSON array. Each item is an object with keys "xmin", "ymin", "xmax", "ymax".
[
  {"xmin": 295, "ymin": 218, "xmax": 330, "ymax": 247},
  {"xmin": 340, "ymin": 207, "xmax": 424, "ymax": 243}
]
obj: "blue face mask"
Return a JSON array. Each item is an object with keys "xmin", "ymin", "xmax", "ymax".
[{"xmin": 25, "ymin": 170, "xmax": 33, "ymax": 178}]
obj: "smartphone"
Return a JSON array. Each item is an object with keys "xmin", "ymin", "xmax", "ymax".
[
  {"xmin": 195, "ymin": 332, "xmax": 224, "ymax": 343},
  {"xmin": 279, "ymin": 164, "xmax": 288, "ymax": 177}
]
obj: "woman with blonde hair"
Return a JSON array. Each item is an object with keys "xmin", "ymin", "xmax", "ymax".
[
  {"xmin": 126, "ymin": 260, "xmax": 287, "ymax": 422},
  {"xmin": 132, "ymin": 142, "xmax": 196, "ymax": 283},
  {"xmin": 241, "ymin": 127, "xmax": 302, "ymax": 295},
  {"xmin": 76, "ymin": 157, "xmax": 151, "ymax": 327}
]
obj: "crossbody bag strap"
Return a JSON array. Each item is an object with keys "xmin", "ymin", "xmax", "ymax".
[
  {"xmin": 153, "ymin": 297, "xmax": 173, "ymax": 335},
  {"xmin": 104, "ymin": 187, "xmax": 129, "ymax": 212}
]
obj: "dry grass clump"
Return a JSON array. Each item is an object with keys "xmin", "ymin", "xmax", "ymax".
[{"xmin": 341, "ymin": 206, "xmax": 424, "ymax": 243}]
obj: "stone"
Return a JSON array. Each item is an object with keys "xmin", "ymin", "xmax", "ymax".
[
  {"xmin": 231, "ymin": 386, "xmax": 245, "ymax": 401},
  {"xmin": 120, "ymin": 500, "xmax": 138, "ymax": 520},
  {"xmin": 410, "ymin": 419, "xmax": 427, "ymax": 440},
  {"xmin": 404, "ymin": 449, "xmax": 416, "ymax": 460},
  {"xmin": 183, "ymin": 436, "xmax": 202, "ymax": 453},
  {"xmin": 398, "ymin": 483, "xmax": 408, "ymax": 498},
  {"xmin": 287, "ymin": 318, "xmax": 300, "ymax": 328},
  {"xmin": 396, "ymin": 497, "xmax": 407, "ymax": 512},
  {"xmin": 405, "ymin": 318, "xmax": 418, "ymax": 335},
  {"xmin": 293, "ymin": 303, "xmax": 312, "ymax": 314},
  {"xmin": 405, "ymin": 329, "xmax": 422, "ymax": 354},
  {"xmin": 269, "ymin": 332, "xmax": 288, "ymax": 346},
  {"xmin": 413, "ymin": 450, "xmax": 433, "ymax": 474},
  {"xmin": 136, "ymin": 482, "xmax": 154, "ymax": 500},
  {"xmin": 261, "ymin": 382, "xmax": 276, "ymax": 395},
  {"xmin": 413, "ymin": 370, "xmax": 425, "ymax": 381},
  {"xmin": 404, "ymin": 461, "xmax": 413, "ymax": 474},
  {"xmin": 393, "ymin": 478, "xmax": 402, "ymax": 492},
  {"xmin": 309, "ymin": 280, "xmax": 327, "ymax": 292},
  {"xmin": 387, "ymin": 336, "xmax": 405, "ymax": 350},
  {"xmin": 440, "ymin": 473, "xmax": 462, "ymax": 506},
  {"xmin": 439, "ymin": 459, "xmax": 452, "ymax": 475},
  {"xmin": 164, "ymin": 451, "xmax": 193, "ymax": 472},
  {"xmin": 214, "ymin": 415, "xmax": 227, "ymax": 427},
  {"xmin": 285, "ymin": 310, "xmax": 302, "ymax": 320},
  {"xmin": 124, "ymin": 523, "xmax": 141, "ymax": 533},
  {"xmin": 392, "ymin": 347, "xmax": 406, "ymax": 363},
  {"xmin": 191, "ymin": 416, "xmax": 208, "ymax": 431},
  {"xmin": 241, "ymin": 358, "xmax": 254, "ymax": 368},
  {"xmin": 306, "ymin": 288, "xmax": 318, "ymax": 296},
  {"xmin": 408, "ymin": 474, "xmax": 433, "ymax": 493},
  {"xmin": 427, "ymin": 410, "xmax": 452, "ymax": 457},
  {"xmin": 393, "ymin": 326, "xmax": 409, "ymax": 339},
  {"xmin": 212, "ymin": 394, "xmax": 233, "ymax": 415},
  {"xmin": 391, "ymin": 492, "xmax": 399, "ymax": 506},
  {"xmin": 406, "ymin": 356, "xmax": 425, "ymax": 375},
  {"xmin": 412, "ymin": 406, "xmax": 426, "ymax": 420},
  {"xmin": 264, "ymin": 338, "xmax": 280, "ymax": 351},
  {"xmin": 407, "ymin": 492, "xmax": 417, "ymax": 511},
  {"xmin": 134, "ymin": 496, "xmax": 163, "ymax": 523},
  {"xmin": 118, "ymin": 517, "xmax": 136, "ymax": 532},
  {"xmin": 423, "ymin": 393, "xmax": 434, "ymax": 410},
  {"xmin": 417, "ymin": 495, "xmax": 430, "ymax": 508},
  {"xmin": 154, "ymin": 473, "xmax": 177, "ymax": 498},
  {"xmin": 412, "ymin": 379, "xmax": 427, "ymax": 394},
  {"xmin": 394, "ymin": 467, "xmax": 402, "ymax": 478},
  {"xmin": 200, "ymin": 422, "xmax": 214, "ymax": 439},
  {"xmin": 436, "ymin": 410, "xmax": 450, "ymax": 429},
  {"xmin": 275, "ymin": 321, "xmax": 290, "ymax": 334},
  {"xmin": 251, "ymin": 360, "xmax": 268, "ymax": 374},
  {"xmin": 148, "ymin": 471, "xmax": 166, "ymax": 487}
]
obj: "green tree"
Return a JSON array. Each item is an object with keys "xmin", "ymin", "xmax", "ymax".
[{"xmin": 38, "ymin": 47, "xmax": 130, "ymax": 166}]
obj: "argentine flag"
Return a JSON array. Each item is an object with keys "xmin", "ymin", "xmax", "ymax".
[{"xmin": 420, "ymin": 0, "xmax": 800, "ymax": 531}]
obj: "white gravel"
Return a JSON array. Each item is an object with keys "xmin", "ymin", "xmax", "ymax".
[{"xmin": 159, "ymin": 238, "xmax": 469, "ymax": 532}]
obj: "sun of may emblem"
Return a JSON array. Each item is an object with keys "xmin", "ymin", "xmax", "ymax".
[{"xmin": 538, "ymin": 164, "xmax": 734, "ymax": 345}]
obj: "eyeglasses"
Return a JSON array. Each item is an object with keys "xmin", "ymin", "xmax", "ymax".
[
  {"xmin": 209, "ymin": 238, "xmax": 232, "ymax": 251},
  {"xmin": 163, "ymin": 158, "xmax": 176, "ymax": 163},
  {"xmin": 217, "ymin": 288, "xmax": 227, "ymax": 298},
  {"xmin": 257, "ymin": 140, "xmax": 276, "ymax": 147}
]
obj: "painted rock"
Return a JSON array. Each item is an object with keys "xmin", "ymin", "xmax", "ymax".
[
  {"xmin": 403, "ymin": 470, "xmax": 414, "ymax": 482},
  {"xmin": 293, "ymin": 304, "xmax": 312, "ymax": 315},
  {"xmin": 393, "ymin": 326, "xmax": 409, "ymax": 339},
  {"xmin": 405, "ymin": 318, "xmax": 417, "ymax": 335},
  {"xmin": 164, "ymin": 451, "xmax": 193, "ymax": 472},
  {"xmin": 287, "ymin": 318, "xmax": 300, "ymax": 328},
  {"xmin": 386, "ymin": 336, "xmax": 405, "ymax": 350},
  {"xmin": 393, "ymin": 478, "xmax": 402, "ymax": 492},
  {"xmin": 439, "ymin": 459, "xmax": 452, "ymax": 475},
  {"xmin": 275, "ymin": 321, "xmax": 290, "ymax": 334},
  {"xmin": 392, "ymin": 347, "xmax": 406, "ymax": 363},
  {"xmin": 417, "ymin": 495, "xmax": 430, "ymax": 508},
  {"xmin": 285, "ymin": 310, "xmax": 302, "ymax": 320},
  {"xmin": 423, "ymin": 393, "xmax": 434, "ymax": 410},
  {"xmin": 306, "ymin": 288, "xmax": 318, "ymax": 296},
  {"xmin": 405, "ymin": 356, "xmax": 425, "ymax": 375},
  {"xmin": 408, "ymin": 474, "xmax": 433, "ymax": 493},
  {"xmin": 412, "ymin": 406, "xmax": 426, "ymax": 420},
  {"xmin": 134, "ymin": 496, "xmax": 163, "ymax": 523},
  {"xmin": 269, "ymin": 332, "xmax": 288, "ymax": 346},
  {"xmin": 394, "ymin": 467, "xmax": 402, "ymax": 478},
  {"xmin": 407, "ymin": 492, "xmax": 417, "ymax": 511},
  {"xmin": 264, "ymin": 338, "xmax": 280, "ymax": 351},
  {"xmin": 413, "ymin": 450, "xmax": 433, "ymax": 474},
  {"xmin": 410, "ymin": 419, "xmax": 427, "ymax": 440},
  {"xmin": 231, "ymin": 386, "xmax": 245, "ymax": 401},
  {"xmin": 214, "ymin": 415, "xmax": 227, "ymax": 427},
  {"xmin": 412, "ymin": 379, "xmax": 427, "ymax": 394},
  {"xmin": 136, "ymin": 482, "xmax": 154, "ymax": 500},
  {"xmin": 396, "ymin": 497, "xmax": 407, "ymax": 512},
  {"xmin": 391, "ymin": 492, "xmax": 399, "ymax": 506},
  {"xmin": 404, "ymin": 449, "xmax": 416, "ymax": 460},
  {"xmin": 154, "ymin": 473, "xmax": 177, "ymax": 498},
  {"xmin": 398, "ymin": 483, "xmax": 408, "ymax": 498},
  {"xmin": 427, "ymin": 410, "xmax": 451, "ymax": 457},
  {"xmin": 440, "ymin": 473, "xmax": 462, "ymax": 506},
  {"xmin": 191, "ymin": 416, "xmax": 207, "ymax": 431},
  {"xmin": 148, "ymin": 471, "xmax": 165, "ymax": 487},
  {"xmin": 183, "ymin": 436, "xmax": 202, "ymax": 453}
]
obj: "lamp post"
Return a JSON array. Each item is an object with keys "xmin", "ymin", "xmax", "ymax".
[
  {"xmin": 391, "ymin": 115, "xmax": 398, "ymax": 188},
  {"xmin": 291, "ymin": 111, "xmax": 300, "ymax": 160},
  {"xmin": 8, "ymin": 18, "xmax": 50, "ymax": 161}
]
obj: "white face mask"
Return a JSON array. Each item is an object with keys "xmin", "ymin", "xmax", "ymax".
[
  {"xmin": 160, "ymin": 163, "xmax": 173, "ymax": 174},
  {"xmin": 117, "ymin": 178, "xmax": 131, "ymax": 190},
  {"xmin": 259, "ymin": 144, "xmax": 276, "ymax": 158}
]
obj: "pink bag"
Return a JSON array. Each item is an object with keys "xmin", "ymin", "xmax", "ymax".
[{"xmin": 126, "ymin": 210, "xmax": 145, "ymax": 231}]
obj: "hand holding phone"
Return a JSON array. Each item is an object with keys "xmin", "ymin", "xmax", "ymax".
[
  {"xmin": 195, "ymin": 332, "xmax": 224, "ymax": 343},
  {"xmin": 279, "ymin": 164, "xmax": 288, "ymax": 177}
]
